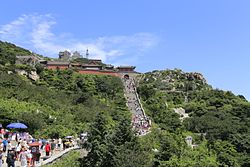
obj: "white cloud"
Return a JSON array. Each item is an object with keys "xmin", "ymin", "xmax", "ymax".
[{"xmin": 0, "ymin": 14, "xmax": 159, "ymax": 64}]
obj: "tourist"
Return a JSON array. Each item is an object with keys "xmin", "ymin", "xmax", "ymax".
[
  {"xmin": 2, "ymin": 139, "xmax": 7, "ymax": 152},
  {"xmin": 19, "ymin": 146, "xmax": 28, "ymax": 167},
  {"xmin": 0, "ymin": 128, "xmax": 4, "ymax": 139},
  {"xmin": 45, "ymin": 142, "xmax": 51, "ymax": 156},
  {"xmin": 41, "ymin": 138, "xmax": 46, "ymax": 150},
  {"xmin": 26, "ymin": 149, "xmax": 32, "ymax": 167},
  {"xmin": 62, "ymin": 139, "xmax": 66, "ymax": 150},
  {"xmin": 51, "ymin": 140, "xmax": 56, "ymax": 155},
  {"xmin": 6, "ymin": 149, "xmax": 16, "ymax": 167},
  {"xmin": 22, "ymin": 139, "xmax": 29, "ymax": 149},
  {"xmin": 7, "ymin": 141, "xmax": 13, "ymax": 152},
  {"xmin": 36, "ymin": 150, "xmax": 41, "ymax": 164},
  {"xmin": 58, "ymin": 138, "xmax": 62, "ymax": 151},
  {"xmin": 0, "ymin": 149, "xmax": 3, "ymax": 167},
  {"xmin": 15, "ymin": 142, "xmax": 21, "ymax": 158}
]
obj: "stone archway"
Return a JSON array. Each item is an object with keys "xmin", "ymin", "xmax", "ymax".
[{"xmin": 124, "ymin": 74, "xmax": 130, "ymax": 79}]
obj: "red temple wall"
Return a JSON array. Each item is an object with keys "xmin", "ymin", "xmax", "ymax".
[
  {"xmin": 47, "ymin": 66, "xmax": 69, "ymax": 70},
  {"xmin": 45, "ymin": 66, "xmax": 135, "ymax": 77},
  {"xmin": 118, "ymin": 68, "xmax": 134, "ymax": 72},
  {"xmin": 78, "ymin": 70, "xmax": 120, "ymax": 77}
]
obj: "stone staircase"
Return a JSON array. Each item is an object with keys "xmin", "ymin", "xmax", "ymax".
[{"xmin": 123, "ymin": 77, "xmax": 151, "ymax": 136}]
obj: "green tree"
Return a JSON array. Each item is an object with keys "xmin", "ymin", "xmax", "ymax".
[
  {"xmin": 209, "ymin": 140, "xmax": 240, "ymax": 167},
  {"xmin": 82, "ymin": 112, "xmax": 110, "ymax": 167}
]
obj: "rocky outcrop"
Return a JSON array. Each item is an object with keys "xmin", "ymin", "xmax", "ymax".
[
  {"xmin": 140, "ymin": 69, "xmax": 209, "ymax": 93},
  {"xmin": 28, "ymin": 71, "xmax": 40, "ymax": 81},
  {"xmin": 16, "ymin": 69, "xmax": 28, "ymax": 76},
  {"xmin": 16, "ymin": 70, "xmax": 40, "ymax": 81},
  {"xmin": 188, "ymin": 72, "xmax": 206, "ymax": 84},
  {"xmin": 173, "ymin": 107, "xmax": 189, "ymax": 121}
]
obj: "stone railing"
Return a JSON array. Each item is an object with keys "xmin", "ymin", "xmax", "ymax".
[
  {"xmin": 132, "ymin": 78, "xmax": 146, "ymax": 117},
  {"xmin": 38, "ymin": 146, "xmax": 80, "ymax": 166}
]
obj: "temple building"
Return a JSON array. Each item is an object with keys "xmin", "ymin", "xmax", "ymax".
[
  {"xmin": 88, "ymin": 59, "xmax": 102, "ymax": 64},
  {"xmin": 81, "ymin": 64, "xmax": 103, "ymax": 70},
  {"xmin": 105, "ymin": 64, "xmax": 114, "ymax": 71},
  {"xmin": 116, "ymin": 66, "xmax": 136, "ymax": 73},
  {"xmin": 46, "ymin": 61, "xmax": 70, "ymax": 70}
]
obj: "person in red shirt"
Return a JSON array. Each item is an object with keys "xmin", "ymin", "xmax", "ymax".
[
  {"xmin": 45, "ymin": 142, "xmax": 51, "ymax": 156},
  {"xmin": 0, "ymin": 128, "xmax": 5, "ymax": 138}
]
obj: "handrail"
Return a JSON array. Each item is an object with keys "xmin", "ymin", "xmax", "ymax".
[{"xmin": 38, "ymin": 146, "xmax": 80, "ymax": 166}]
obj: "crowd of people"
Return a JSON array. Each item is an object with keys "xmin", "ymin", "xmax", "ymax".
[
  {"xmin": 123, "ymin": 76, "xmax": 151, "ymax": 136},
  {"xmin": 0, "ymin": 129, "xmax": 78, "ymax": 167}
]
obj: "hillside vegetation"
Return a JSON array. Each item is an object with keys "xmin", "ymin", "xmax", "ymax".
[
  {"xmin": 0, "ymin": 41, "xmax": 33, "ymax": 65},
  {"xmin": 137, "ymin": 69, "xmax": 250, "ymax": 166},
  {"xmin": 0, "ymin": 69, "xmax": 126, "ymax": 138},
  {"xmin": 0, "ymin": 41, "xmax": 249, "ymax": 166}
]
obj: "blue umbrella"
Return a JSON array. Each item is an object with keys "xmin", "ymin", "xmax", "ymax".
[{"xmin": 7, "ymin": 123, "xmax": 28, "ymax": 129}]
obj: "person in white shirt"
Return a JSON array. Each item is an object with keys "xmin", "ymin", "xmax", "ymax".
[
  {"xmin": 7, "ymin": 141, "xmax": 13, "ymax": 151},
  {"xmin": 19, "ymin": 147, "xmax": 28, "ymax": 167},
  {"xmin": 16, "ymin": 142, "xmax": 21, "ymax": 156},
  {"xmin": 26, "ymin": 149, "xmax": 32, "ymax": 167},
  {"xmin": 58, "ymin": 138, "xmax": 62, "ymax": 151}
]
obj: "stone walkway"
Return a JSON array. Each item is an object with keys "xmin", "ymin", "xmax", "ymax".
[
  {"xmin": 1, "ymin": 146, "xmax": 80, "ymax": 167},
  {"xmin": 123, "ymin": 77, "xmax": 151, "ymax": 136},
  {"xmin": 37, "ymin": 146, "xmax": 80, "ymax": 166}
]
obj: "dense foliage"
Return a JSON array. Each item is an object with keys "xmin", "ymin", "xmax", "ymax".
[
  {"xmin": 0, "ymin": 68, "xmax": 126, "ymax": 138},
  {"xmin": 137, "ymin": 69, "xmax": 250, "ymax": 166},
  {"xmin": 0, "ymin": 41, "xmax": 33, "ymax": 66},
  {"xmin": 44, "ymin": 151, "xmax": 81, "ymax": 167}
]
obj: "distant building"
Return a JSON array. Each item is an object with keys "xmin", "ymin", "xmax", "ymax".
[
  {"xmin": 81, "ymin": 64, "xmax": 103, "ymax": 70},
  {"xmin": 105, "ymin": 64, "xmax": 114, "ymax": 71},
  {"xmin": 46, "ymin": 61, "xmax": 70, "ymax": 70},
  {"xmin": 116, "ymin": 66, "xmax": 136, "ymax": 73},
  {"xmin": 71, "ymin": 63, "xmax": 81, "ymax": 68},
  {"xmin": 72, "ymin": 51, "xmax": 82, "ymax": 59},
  {"xmin": 88, "ymin": 59, "xmax": 102, "ymax": 64},
  {"xmin": 59, "ymin": 50, "xmax": 71, "ymax": 61}
]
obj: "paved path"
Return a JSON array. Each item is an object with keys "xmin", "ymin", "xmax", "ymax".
[
  {"xmin": 1, "ymin": 146, "xmax": 80, "ymax": 167},
  {"xmin": 37, "ymin": 146, "xmax": 80, "ymax": 166},
  {"xmin": 123, "ymin": 77, "xmax": 151, "ymax": 136}
]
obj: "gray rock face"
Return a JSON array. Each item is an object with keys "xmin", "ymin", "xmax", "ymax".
[
  {"xmin": 187, "ymin": 72, "xmax": 207, "ymax": 84},
  {"xmin": 28, "ymin": 71, "xmax": 40, "ymax": 81},
  {"xmin": 173, "ymin": 107, "xmax": 189, "ymax": 121},
  {"xmin": 16, "ymin": 69, "xmax": 28, "ymax": 76},
  {"xmin": 15, "ymin": 70, "xmax": 40, "ymax": 81}
]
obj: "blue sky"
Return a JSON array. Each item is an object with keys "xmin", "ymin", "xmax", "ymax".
[{"xmin": 0, "ymin": 0, "xmax": 250, "ymax": 100}]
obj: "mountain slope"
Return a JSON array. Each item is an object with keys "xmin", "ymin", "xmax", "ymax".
[
  {"xmin": 0, "ymin": 41, "xmax": 33, "ymax": 65},
  {"xmin": 137, "ymin": 69, "xmax": 250, "ymax": 166},
  {"xmin": 1, "ymin": 41, "xmax": 250, "ymax": 166}
]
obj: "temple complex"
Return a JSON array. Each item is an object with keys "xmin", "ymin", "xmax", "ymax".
[{"xmin": 16, "ymin": 50, "xmax": 138, "ymax": 77}]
